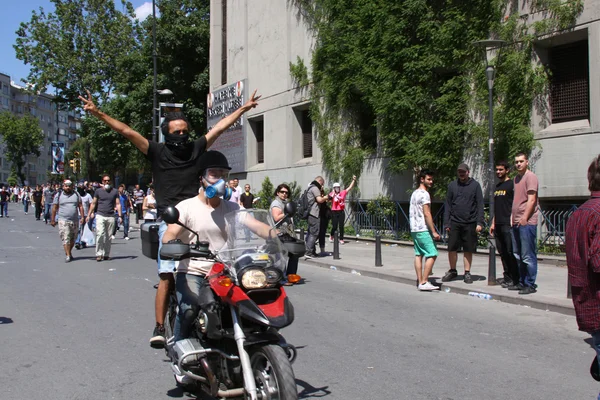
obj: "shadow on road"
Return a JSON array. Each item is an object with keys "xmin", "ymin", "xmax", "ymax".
[
  {"xmin": 0, "ymin": 317, "xmax": 14, "ymax": 324},
  {"xmin": 296, "ymin": 378, "xmax": 332, "ymax": 398}
]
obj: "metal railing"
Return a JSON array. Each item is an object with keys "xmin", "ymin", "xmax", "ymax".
[{"xmin": 344, "ymin": 199, "xmax": 580, "ymax": 247}]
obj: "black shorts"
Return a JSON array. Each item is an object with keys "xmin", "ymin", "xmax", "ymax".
[{"xmin": 447, "ymin": 222, "xmax": 478, "ymax": 253}]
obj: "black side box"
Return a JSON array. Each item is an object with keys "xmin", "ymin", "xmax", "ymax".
[{"xmin": 141, "ymin": 221, "xmax": 160, "ymax": 259}]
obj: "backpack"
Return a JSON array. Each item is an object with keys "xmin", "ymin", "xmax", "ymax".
[{"xmin": 297, "ymin": 185, "xmax": 314, "ymax": 220}]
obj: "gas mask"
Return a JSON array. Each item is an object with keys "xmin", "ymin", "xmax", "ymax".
[{"xmin": 204, "ymin": 179, "xmax": 232, "ymax": 200}]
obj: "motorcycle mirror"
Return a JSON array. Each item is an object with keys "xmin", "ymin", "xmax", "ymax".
[
  {"xmin": 284, "ymin": 201, "xmax": 296, "ymax": 216},
  {"xmin": 162, "ymin": 206, "xmax": 180, "ymax": 224}
]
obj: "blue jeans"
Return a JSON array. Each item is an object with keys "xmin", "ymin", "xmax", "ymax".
[
  {"xmin": 157, "ymin": 220, "xmax": 178, "ymax": 275},
  {"xmin": 44, "ymin": 203, "xmax": 52, "ymax": 221},
  {"xmin": 592, "ymin": 332, "xmax": 600, "ymax": 400},
  {"xmin": 512, "ymin": 224, "xmax": 538, "ymax": 288},
  {"xmin": 174, "ymin": 273, "xmax": 214, "ymax": 341},
  {"xmin": 0, "ymin": 202, "xmax": 7, "ymax": 216},
  {"xmin": 23, "ymin": 199, "xmax": 29, "ymax": 213}
]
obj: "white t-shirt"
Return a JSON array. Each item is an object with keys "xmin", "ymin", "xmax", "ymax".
[
  {"xmin": 175, "ymin": 196, "xmax": 240, "ymax": 276},
  {"xmin": 409, "ymin": 188, "xmax": 431, "ymax": 233}
]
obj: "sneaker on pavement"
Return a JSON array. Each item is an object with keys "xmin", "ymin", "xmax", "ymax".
[
  {"xmin": 65, "ymin": 256, "xmax": 71, "ymax": 263},
  {"xmin": 304, "ymin": 252, "xmax": 316, "ymax": 260},
  {"xmin": 508, "ymin": 284, "xmax": 524, "ymax": 291},
  {"xmin": 110, "ymin": 235, "xmax": 116, "ymax": 240},
  {"xmin": 124, "ymin": 236, "xmax": 130, "ymax": 240},
  {"xmin": 441, "ymin": 269, "xmax": 458, "ymax": 282},
  {"xmin": 339, "ymin": 239, "xmax": 345, "ymax": 244},
  {"xmin": 518, "ymin": 286, "xmax": 537, "ymax": 295},
  {"xmin": 150, "ymin": 324, "xmax": 166, "ymax": 348},
  {"xmin": 329, "ymin": 236, "xmax": 334, "ymax": 242},
  {"xmin": 463, "ymin": 271, "xmax": 473, "ymax": 284},
  {"xmin": 418, "ymin": 281, "xmax": 440, "ymax": 291}
]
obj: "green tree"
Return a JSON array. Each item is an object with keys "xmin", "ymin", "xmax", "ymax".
[
  {"xmin": 255, "ymin": 176, "xmax": 275, "ymax": 210},
  {"xmin": 14, "ymin": 0, "xmax": 141, "ymax": 103},
  {"xmin": 0, "ymin": 112, "xmax": 44, "ymax": 184},
  {"xmin": 290, "ymin": 0, "xmax": 583, "ymax": 197}
]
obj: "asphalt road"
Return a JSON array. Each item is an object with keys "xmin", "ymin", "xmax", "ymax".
[{"xmin": 0, "ymin": 204, "xmax": 597, "ymax": 400}]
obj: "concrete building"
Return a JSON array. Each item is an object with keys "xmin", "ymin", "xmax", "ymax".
[
  {"xmin": 208, "ymin": 0, "xmax": 599, "ymax": 204},
  {"xmin": 0, "ymin": 72, "xmax": 79, "ymax": 186}
]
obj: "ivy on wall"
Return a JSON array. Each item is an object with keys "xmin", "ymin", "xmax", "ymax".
[{"xmin": 289, "ymin": 0, "xmax": 584, "ymax": 197}]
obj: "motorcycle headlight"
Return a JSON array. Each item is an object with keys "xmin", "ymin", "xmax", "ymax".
[
  {"xmin": 240, "ymin": 269, "xmax": 268, "ymax": 289},
  {"xmin": 265, "ymin": 268, "xmax": 283, "ymax": 284}
]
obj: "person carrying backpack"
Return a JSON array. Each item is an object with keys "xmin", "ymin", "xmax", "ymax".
[{"xmin": 303, "ymin": 176, "xmax": 328, "ymax": 259}]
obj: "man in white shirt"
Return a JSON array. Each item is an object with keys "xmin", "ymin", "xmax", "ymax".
[{"xmin": 409, "ymin": 169, "xmax": 441, "ymax": 291}]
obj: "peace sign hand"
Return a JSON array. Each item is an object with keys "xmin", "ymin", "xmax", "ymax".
[
  {"xmin": 78, "ymin": 90, "xmax": 99, "ymax": 114},
  {"xmin": 242, "ymin": 89, "xmax": 261, "ymax": 112}
]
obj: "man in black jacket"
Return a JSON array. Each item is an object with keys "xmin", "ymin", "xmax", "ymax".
[{"xmin": 442, "ymin": 163, "xmax": 484, "ymax": 284}]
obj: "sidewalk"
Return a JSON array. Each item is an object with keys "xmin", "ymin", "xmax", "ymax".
[{"xmin": 302, "ymin": 238, "xmax": 574, "ymax": 316}]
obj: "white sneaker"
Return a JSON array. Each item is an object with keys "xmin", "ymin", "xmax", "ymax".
[
  {"xmin": 418, "ymin": 281, "xmax": 440, "ymax": 291},
  {"xmin": 124, "ymin": 236, "xmax": 130, "ymax": 240},
  {"xmin": 110, "ymin": 235, "xmax": 115, "ymax": 240}
]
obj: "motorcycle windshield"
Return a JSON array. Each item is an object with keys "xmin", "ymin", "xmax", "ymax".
[{"xmin": 218, "ymin": 209, "xmax": 288, "ymax": 275}]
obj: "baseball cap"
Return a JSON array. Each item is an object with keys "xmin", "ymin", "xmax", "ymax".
[
  {"xmin": 333, "ymin": 182, "xmax": 340, "ymax": 188},
  {"xmin": 457, "ymin": 163, "xmax": 470, "ymax": 172},
  {"xmin": 63, "ymin": 179, "xmax": 73, "ymax": 186}
]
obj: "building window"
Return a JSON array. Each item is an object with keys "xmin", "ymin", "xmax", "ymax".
[
  {"xmin": 300, "ymin": 110, "xmax": 313, "ymax": 158},
  {"xmin": 221, "ymin": 0, "xmax": 227, "ymax": 85},
  {"xmin": 251, "ymin": 119, "xmax": 264, "ymax": 164},
  {"xmin": 549, "ymin": 40, "xmax": 589, "ymax": 123}
]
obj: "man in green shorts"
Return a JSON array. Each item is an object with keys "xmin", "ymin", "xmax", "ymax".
[{"xmin": 409, "ymin": 169, "xmax": 441, "ymax": 291}]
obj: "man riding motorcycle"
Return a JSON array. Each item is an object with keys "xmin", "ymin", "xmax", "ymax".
[{"xmin": 162, "ymin": 150, "xmax": 278, "ymax": 384}]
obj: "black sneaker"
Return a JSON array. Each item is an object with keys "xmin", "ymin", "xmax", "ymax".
[
  {"xmin": 441, "ymin": 269, "xmax": 458, "ymax": 282},
  {"xmin": 507, "ymin": 284, "xmax": 524, "ymax": 291},
  {"xmin": 149, "ymin": 324, "xmax": 166, "ymax": 348},
  {"xmin": 463, "ymin": 271, "xmax": 473, "ymax": 284},
  {"xmin": 304, "ymin": 252, "xmax": 317, "ymax": 260},
  {"xmin": 518, "ymin": 286, "xmax": 537, "ymax": 295}
]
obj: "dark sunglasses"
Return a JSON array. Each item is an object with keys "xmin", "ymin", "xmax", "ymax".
[{"xmin": 279, "ymin": 190, "xmax": 289, "ymax": 195}]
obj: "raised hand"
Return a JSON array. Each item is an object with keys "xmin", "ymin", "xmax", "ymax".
[
  {"xmin": 242, "ymin": 89, "xmax": 261, "ymax": 111},
  {"xmin": 78, "ymin": 90, "xmax": 98, "ymax": 114}
]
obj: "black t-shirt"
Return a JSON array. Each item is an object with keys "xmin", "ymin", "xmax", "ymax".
[
  {"xmin": 32, "ymin": 190, "xmax": 43, "ymax": 203},
  {"xmin": 145, "ymin": 137, "xmax": 208, "ymax": 216},
  {"xmin": 94, "ymin": 188, "xmax": 119, "ymax": 217},
  {"xmin": 0, "ymin": 191, "xmax": 8, "ymax": 202},
  {"xmin": 494, "ymin": 179, "xmax": 514, "ymax": 225},
  {"xmin": 240, "ymin": 192, "xmax": 254, "ymax": 209}
]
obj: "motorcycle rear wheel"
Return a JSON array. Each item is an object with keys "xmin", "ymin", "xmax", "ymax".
[{"xmin": 249, "ymin": 344, "xmax": 298, "ymax": 400}]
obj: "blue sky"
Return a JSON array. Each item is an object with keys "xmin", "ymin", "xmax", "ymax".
[{"xmin": 1, "ymin": 0, "xmax": 153, "ymax": 85}]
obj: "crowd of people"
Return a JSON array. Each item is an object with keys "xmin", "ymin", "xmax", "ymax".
[{"xmin": 409, "ymin": 153, "xmax": 540, "ymax": 295}]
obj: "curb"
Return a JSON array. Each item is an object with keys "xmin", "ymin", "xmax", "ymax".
[
  {"xmin": 340, "ymin": 235, "xmax": 567, "ymax": 266},
  {"xmin": 303, "ymin": 258, "xmax": 575, "ymax": 317}
]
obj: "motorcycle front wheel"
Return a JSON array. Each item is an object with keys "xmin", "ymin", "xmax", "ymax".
[{"xmin": 249, "ymin": 344, "xmax": 298, "ymax": 400}]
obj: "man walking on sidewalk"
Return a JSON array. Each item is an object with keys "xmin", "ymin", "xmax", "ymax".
[
  {"xmin": 489, "ymin": 161, "xmax": 520, "ymax": 288},
  {"xmin": 133, "ymin": 184, "xmax": 145, "ymax": 224},
  {"xmin": 566, "ymin": 155, "xmax": 600, "ymax": 399},
  {"xmin": 305, "ymin": 176, "xmax": 328, "ymax": 259},
  {"xmin": 50, "ymin": 180, "xmax": 85, "ymax": 263},
  {"xmin": 442, "ymin": 163, "xmax": 484, "ymax": 284},
  {"xmin": 88, "ymin": 175, "xmax": 122, "ymax": 262},
  {"xmin": 511, "ymin": 152, "xmax": 540, "ymax": 295},
  {"xmin": 410, "ymin": 169, "xmax": 441, "ymax": 291},
  {"xmin": 0, "ymin": 186, "xmax": 9, "ymax": 217}
]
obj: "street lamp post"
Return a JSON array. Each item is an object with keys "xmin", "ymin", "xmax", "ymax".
[
  {"xmin": 473, "ymin": 39, "xmax": 507, "ymax": 286},
  {"xmin": 152, "ymin": 0, "xmax": 158, "ymax": 142}
]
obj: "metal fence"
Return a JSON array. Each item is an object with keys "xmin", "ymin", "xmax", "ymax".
[{"xmin": 344, "ymin": 199, "xmax": 579, "ymax": 246}]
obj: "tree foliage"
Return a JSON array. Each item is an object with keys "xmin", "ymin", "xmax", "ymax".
[
  {"xmin": 289, "ymin": 0, "xmax": 583, "ymax": 198},
  {"xmin": 255, "ymin": 176, "xmax": 275, "ymax": 210},
  {"xmin": 0, "ymin": 112, "xmax": 44, "ymax": 184},
  {"xmin": 14, "ymin": 0, "xmax": 211, "ymax": 182},
  {"xmin": 14, "ymin": 0, "xmax": 141, "ymax": 103}
]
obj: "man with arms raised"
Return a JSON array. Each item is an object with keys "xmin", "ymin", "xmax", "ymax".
[{"xmin": 79, "ymin": 89, "xmax": 261, "ymax": 348}]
